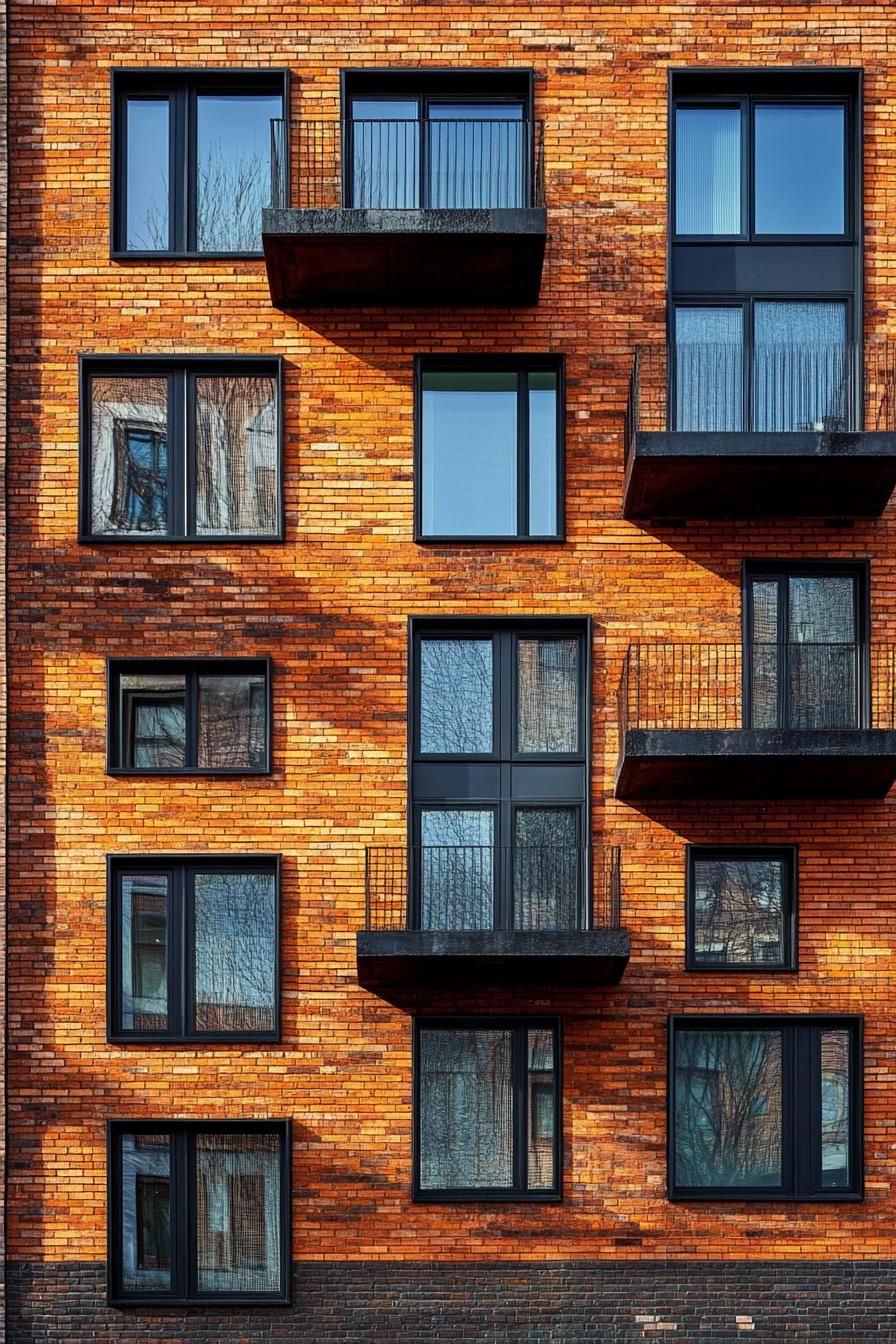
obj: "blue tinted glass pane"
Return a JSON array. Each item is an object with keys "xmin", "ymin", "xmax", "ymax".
[
  {"xmin": 196, "ymin": 94, "xmax": 281, "ymax": 252},
  {"xmin": 126, "ymin": 99, "xmax": 169, "ymax": 250},
  {"xmin": 528, "ymin": 372, "xmax": 558, "ymax": 536},
  {"xmin": 674, "ymin": 307, "xmax": 743, "ymax": 431},
  {"xmin": 754, "ymin": 302, "xmax": 847, "ymax": 431},
  {"xmin": 422, "ymin": 371, "xmax": 517, "ymax": 536},
  {"xmin": 428, "ymin": 103, "xmax": 526, "ymax": 207},
  {"xmin": 754, "ymin": 104, "xmax": 845, "ymax": 235},
  {"xmin": 351, "ymin": 99, "xmax": 419, "ymax": 207},
  {"xmin": 675, "ymin": 106, "xmax": 742, "ymax": 235}
]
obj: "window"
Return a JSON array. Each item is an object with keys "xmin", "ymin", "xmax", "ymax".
[
  {"xmin": 343, "ymin": 70, "xmax": 533, "ymax": 209},
  {"xmin": 108, "ymin": 857, "xmax": 279, "ymax": 1041},
  {"xmin": 416, "ymin": 358, "xmax": 563, "ymax": 540},
  {"xmin": 744, "ymin": 562, "xmax": 868, "ymax": 730},
  {"xmin": 108, "ymin": 1121, "xmax": 290, "ymax": 1304},
  {"xmin": 112, "ymin": 71, "xmax": 286, "ymax": 255},
  {"xmin": 686, "ymin": 846, "xmax": 796, "ymax": 971},
  {"xmin": 414, "ymin": 1019, "xmax": 560, "ymax": 1201},
  {"xmin": 411, "ymin": 621, "xmax": 587, "ymax": 932},
  {"xmin": 80, "ymin": 358, "xmax": 282, "ymax": 541},
  {"xmin": 669, "ymin": 1016, "xmax": 861, "ymax": 1200},
  {"xmin": 108, "ymin": 659, "xmax": 271, "ymax": 773}
]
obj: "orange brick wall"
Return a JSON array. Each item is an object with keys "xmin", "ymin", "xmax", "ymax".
[{"xmin": 7, "ymin": 0, "xmax": 896, "ymax": 1273}]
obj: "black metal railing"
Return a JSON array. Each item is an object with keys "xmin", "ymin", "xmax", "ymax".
[
  {"xmin": 618, "ymin": 643, "xmax": 896, "ymax": 733},
  {"xmin": 624, "ymin": 340, "xmax": 896, "ymax": 459},
  {"xmin": 364, "ymin": 845, "xmax": 621, "ymax": 933},
  {"xmin": 269, "ymin": 118, "xmax": 545, "ymax": 211}
]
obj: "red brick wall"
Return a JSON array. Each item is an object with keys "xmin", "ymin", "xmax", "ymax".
[{"xmin": 7, "ymin": 1, "xmax": 896, "ymax": 1274}]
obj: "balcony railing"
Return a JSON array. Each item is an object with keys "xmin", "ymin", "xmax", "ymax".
[
  {"xmin": 625, "ymin": 340, "xmax": 896, "ymax": 461},
  {"xmin": 617, "ymin": 643, "xmax": 896, "ymax": 733},
  {"xmin": 364, "ymin": 845, "xmax": 621, "ymax": 934},
  {"xmin": 269, "ymin": 118, "xmax": 545, "ymax": 211}
]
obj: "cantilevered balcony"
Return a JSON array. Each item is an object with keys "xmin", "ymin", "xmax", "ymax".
[
  {"xmin": 623, "ymin": 340, "xmax": 896, "ymax": 519},
  {"xmin": 356, "ymin": 845, "xmax": 627, "ymax": 1005},
  {"xmin": 262, "ymin": 118, "xmax": 547, "ymax": 307},
  {"xmin": 616, "ymin": 642, "xmax": 896, "ymax": 799}
]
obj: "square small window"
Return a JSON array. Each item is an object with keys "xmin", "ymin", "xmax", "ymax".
[
  {"xmin": 112, "ymin": 72, "xmax": 286, "ymax": 256},
  {"xmin": 108, "ymin": 659, "xmax": 271, "ymax": 773},
  {"xmin": 414, "ymin": 1019, "xmax": 560, "ymax": 1200},
  {"xmin": 108, "ymin": 857, "xmax": 279, "ymax": 1042},
  {"xmin": 416, "ymin": 359, "xmax": 563, "ymax": 540},
  {"xmin": 80, "ymin": 359, "xmax": 282, "ymax": 541},
  {"xmin": 686, "ymin": 846, "xmax": 796, "ymax": 971},
  {"xmin": 670, "ymin": 1016, "xmax": 862, "ymax": 1200},
  {"xmin": 108, "ymin": 1121, "xmax": 290, "ymax": 1304}
]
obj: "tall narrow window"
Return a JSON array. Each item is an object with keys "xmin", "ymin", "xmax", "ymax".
[{"xmin": 686, "ymin": 847, "xmax": 796, "ymax": 970}]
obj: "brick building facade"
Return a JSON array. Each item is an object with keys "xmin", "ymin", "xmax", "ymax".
[{"xmin": 5, "ymin": 2, "xmax": 896, "ymax": 1341}]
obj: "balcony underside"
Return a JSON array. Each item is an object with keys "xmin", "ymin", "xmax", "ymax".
[
  {"xmin": 356, "ymin": 929, "xmax": 630, "ymax": 1005},
  {"xmin": 616, "ymin": 729, "xmax": 896, "ymax": 799},
  {"xmin": 262, "ymin": 207, "xmax": 547, "ymax": 307},
  {"xmin": 623, "ymin": 431, "xmax": 896, "ymax": 519}
]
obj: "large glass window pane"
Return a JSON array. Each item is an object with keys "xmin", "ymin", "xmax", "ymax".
[
  {"xmin": 514, "ymin": 808, "xmax": 578, "ymax": 930},
  {"xmin": 755, "ymin": 104, "xmax": 846, "ymax": 236},
  {"xmin": 786, "ymin": 575, "xmax": 857, "ymax": 729},
  {"xmin": 125, "ymin": 99, "xmax": 170, "ymax": 251},
  {"xmin": 421, "ymin": 371, "xmax": 518, "ymax": 537},
  {"xmin": 749, "ymin": 578, "xmax": 780, "ymax": 729},
  {"xmin": 692, "ymin": 855, "xmax": 787, "ymax": 966},
  {"xmin": 418, "ymin": 1029, "xmax": 513, "ymax": 1189},
  {"xmin": 419, "ymin": 638, "xmax": 493, "ymax": 753},
  {"xmin": 753, "ymin": 301, "xmax": 848, "ymax": 433},
  {"xmin": 196, "ymin": 94, "xmax": 281, "ymax": 253},
  {"xmin": 674, "ymin": 1030, "xmax": 783, "ymax": 1188},
  {"xmin": 195, "ymin": 1132, "xmax": 281, "ymax": 1293},
  {"xmin": 528, "ymin": 370, "xmax": 558, "ymax": 536},
  {"xmin": 350, "ymin": 98, "xmax": 419, "ymax": 207},
  {"xmin": 821, "ymin": 1030, "xmax": 851, "ymax": 1189},
  {"xmin": 428, "ymin": 102, "xmax": 526, "ymax": 208},
  {"xmin": 197, "ymin": 674, "xmax": 267, "ymax": 769},
  {"xmin": 517, "ymin": 637, "xmax": 579, "ymax": 753},
  {"xmin": 120, "ymin": 674, "xmax": 186, "ymax": 768},
  {"xmin": 675, "ymin": 106, "xmax": 742, "ymax": 235},
  {"xmin": 121, "ymin": 873, "xmax": 169, "ymax": 1032},
  {"xmin": 420, "ymin": 809, "xmax": 494, "ymax": 930},
  {"xmin": 90, "ymin": 377, "xmax": 169, "ymax": 536},
  {"xmin": 527, "ymin": 1028, "xmax": 555, "ymax": 1190},
  {"xmin": 120, "ymin": 1133, "xmax": 172, "ymax": 1293},
  {"xmin": 674, "ymin": 307, "xmax": 743, "ymax": 432},
  {"xmin": 192, "ymin": 871, "xmax": 277, "ymax": 1034},
  {"xmin": 194, "ymin": 376, "xmax": 279, "ymax": 536}
]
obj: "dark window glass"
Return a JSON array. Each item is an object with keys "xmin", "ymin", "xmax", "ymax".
[
  {"xmin": 416, "ymin": 1020, "xmax": 558, "ymax": 1199},
  {"xmin": 83, "ymin": 363, "xmax": 280, "ymax": 541},
  {"xmin": 419, "ymin": 363, "xmax": 561, "ymax": 539},
  {"xmin": 111, "ymin": 860, "xmax": 278, "ymax": 1041},
  {"xmin": 516, "ymin": 636, "xmax": 579, "ymax": 752},
  {"xmin": 110, "ymin": 660, "xmax": 269, "ymax": 772},
  {"xmin": 689, "ymin": 848, "xmax": 794, "ymax": 970},
  {"xmin": 419, "ymin": 638, "xmax": 494, "ymax": 754},
  {"xmin": 754, "ymin": 104, "xmax": 845, "ymax": 235},
  {"xmin": 419, "ymin": 808, "xmax": 494, "ymax": 931},
  {"xmin": 675, "ymin": 105, "xmax": 742, "ymax": 235},
  {"xmin": 670, "ymin": 1018, "xmax": 861, "ymax": 1199},
  {"xmin": 110, "ymin": 1124, "xmax": 288, "ymax": 1304},
  {"xmin": 513, "ymin": 807, "xmax": 578, "ymax": 930}
]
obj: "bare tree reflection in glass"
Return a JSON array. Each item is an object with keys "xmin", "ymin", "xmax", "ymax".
[
  {"xmin": 192, "ymin": 871, "xmax": 276, "ymax": 1034},
  {"xmin": 693, "ymin": 857, "xmax": 785, "ymax": 966},
  {"xmin": 419, "ymin": 639, "xmax": 493, "ymax": 754},
  {"xmin": 194, "ymin": 377, "xmax": 279, "ymax": 537},
  {"xmin": 419, "ymin": 1029, "xmax": 513, "ymax": 1189},
  {"xmin": 195, "ymin": 1132, "xmax": 281, "ymax": 1292}
]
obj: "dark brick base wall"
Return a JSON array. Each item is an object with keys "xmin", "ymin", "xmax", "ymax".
[{"xmin": 7, "ymin": 1260, "xmax": 896, "ymax": 1343}]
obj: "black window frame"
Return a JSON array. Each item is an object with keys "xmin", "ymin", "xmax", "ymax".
[
  {"xmin": 412, "ymin": 1016, "xmax": 562, "ymax": 1203},
  {"xmin": 107, "ymin": 1118, "xmax": 291, "ymax": 1306},
  {"xmin": 408, "ymin": 617, "xmax": 591, "ymax": 931},
  {"xmin": 668, "ymin": 1015, "xmax": 863, "ymax": 1201},
  {"xmin": 79, "ymin": 355, "xmax": 284, "ymax": 544},
  {"xmin": 413, "ymin": 355, "xmax": 565, "ymax": 543},
  {"xmin": 111, "ymin": 68, "xmax": 290, "ymax": 259},
  {"xmin": 741, "ymin": 559, "xmax": 870, "ymax": 730},
  {"xmin": 107, "ymin": 854, "xmax": 281, "ymax": 1044},
  {"xmin": 107, "ymin": 657, "xmax": 273, "ymax": 776},
  {"xmin": 685, "ymin": 845, "xmax": 797, "ymax": 973}
]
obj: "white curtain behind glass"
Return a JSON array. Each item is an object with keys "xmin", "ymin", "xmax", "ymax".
[{"xmin": 675, "ymin": 107, "xmax": 741, "ymax": 235}]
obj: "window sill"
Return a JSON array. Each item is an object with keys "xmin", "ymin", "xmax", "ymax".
[
  {"xmin": 106, "ymin": 767, "xmax": 272, "ymax": 778},
  {"xmin": 79, "ymin": 533, "xmax": 285, "ymax": 545}
]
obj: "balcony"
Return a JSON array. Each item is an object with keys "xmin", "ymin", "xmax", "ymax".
[
  {"xmin": 616, "ymin": 643, "xmax": 896, "ymax": 799},
  {"xmin": 262, "ymin": 119, "xmax": 546, "ymax": 307},
  {"xmin": 623, "ymin": 340, "xmax": 896, "ymax": 519},
  {"xmin": 356, "ymin": 845, "xmax": 627, "ymax": 1004}
]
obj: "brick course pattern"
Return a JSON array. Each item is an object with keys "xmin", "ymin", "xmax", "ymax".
[{"xmin": 7, "ymin": 0, "xmax": 896, "ymax": 1336}]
